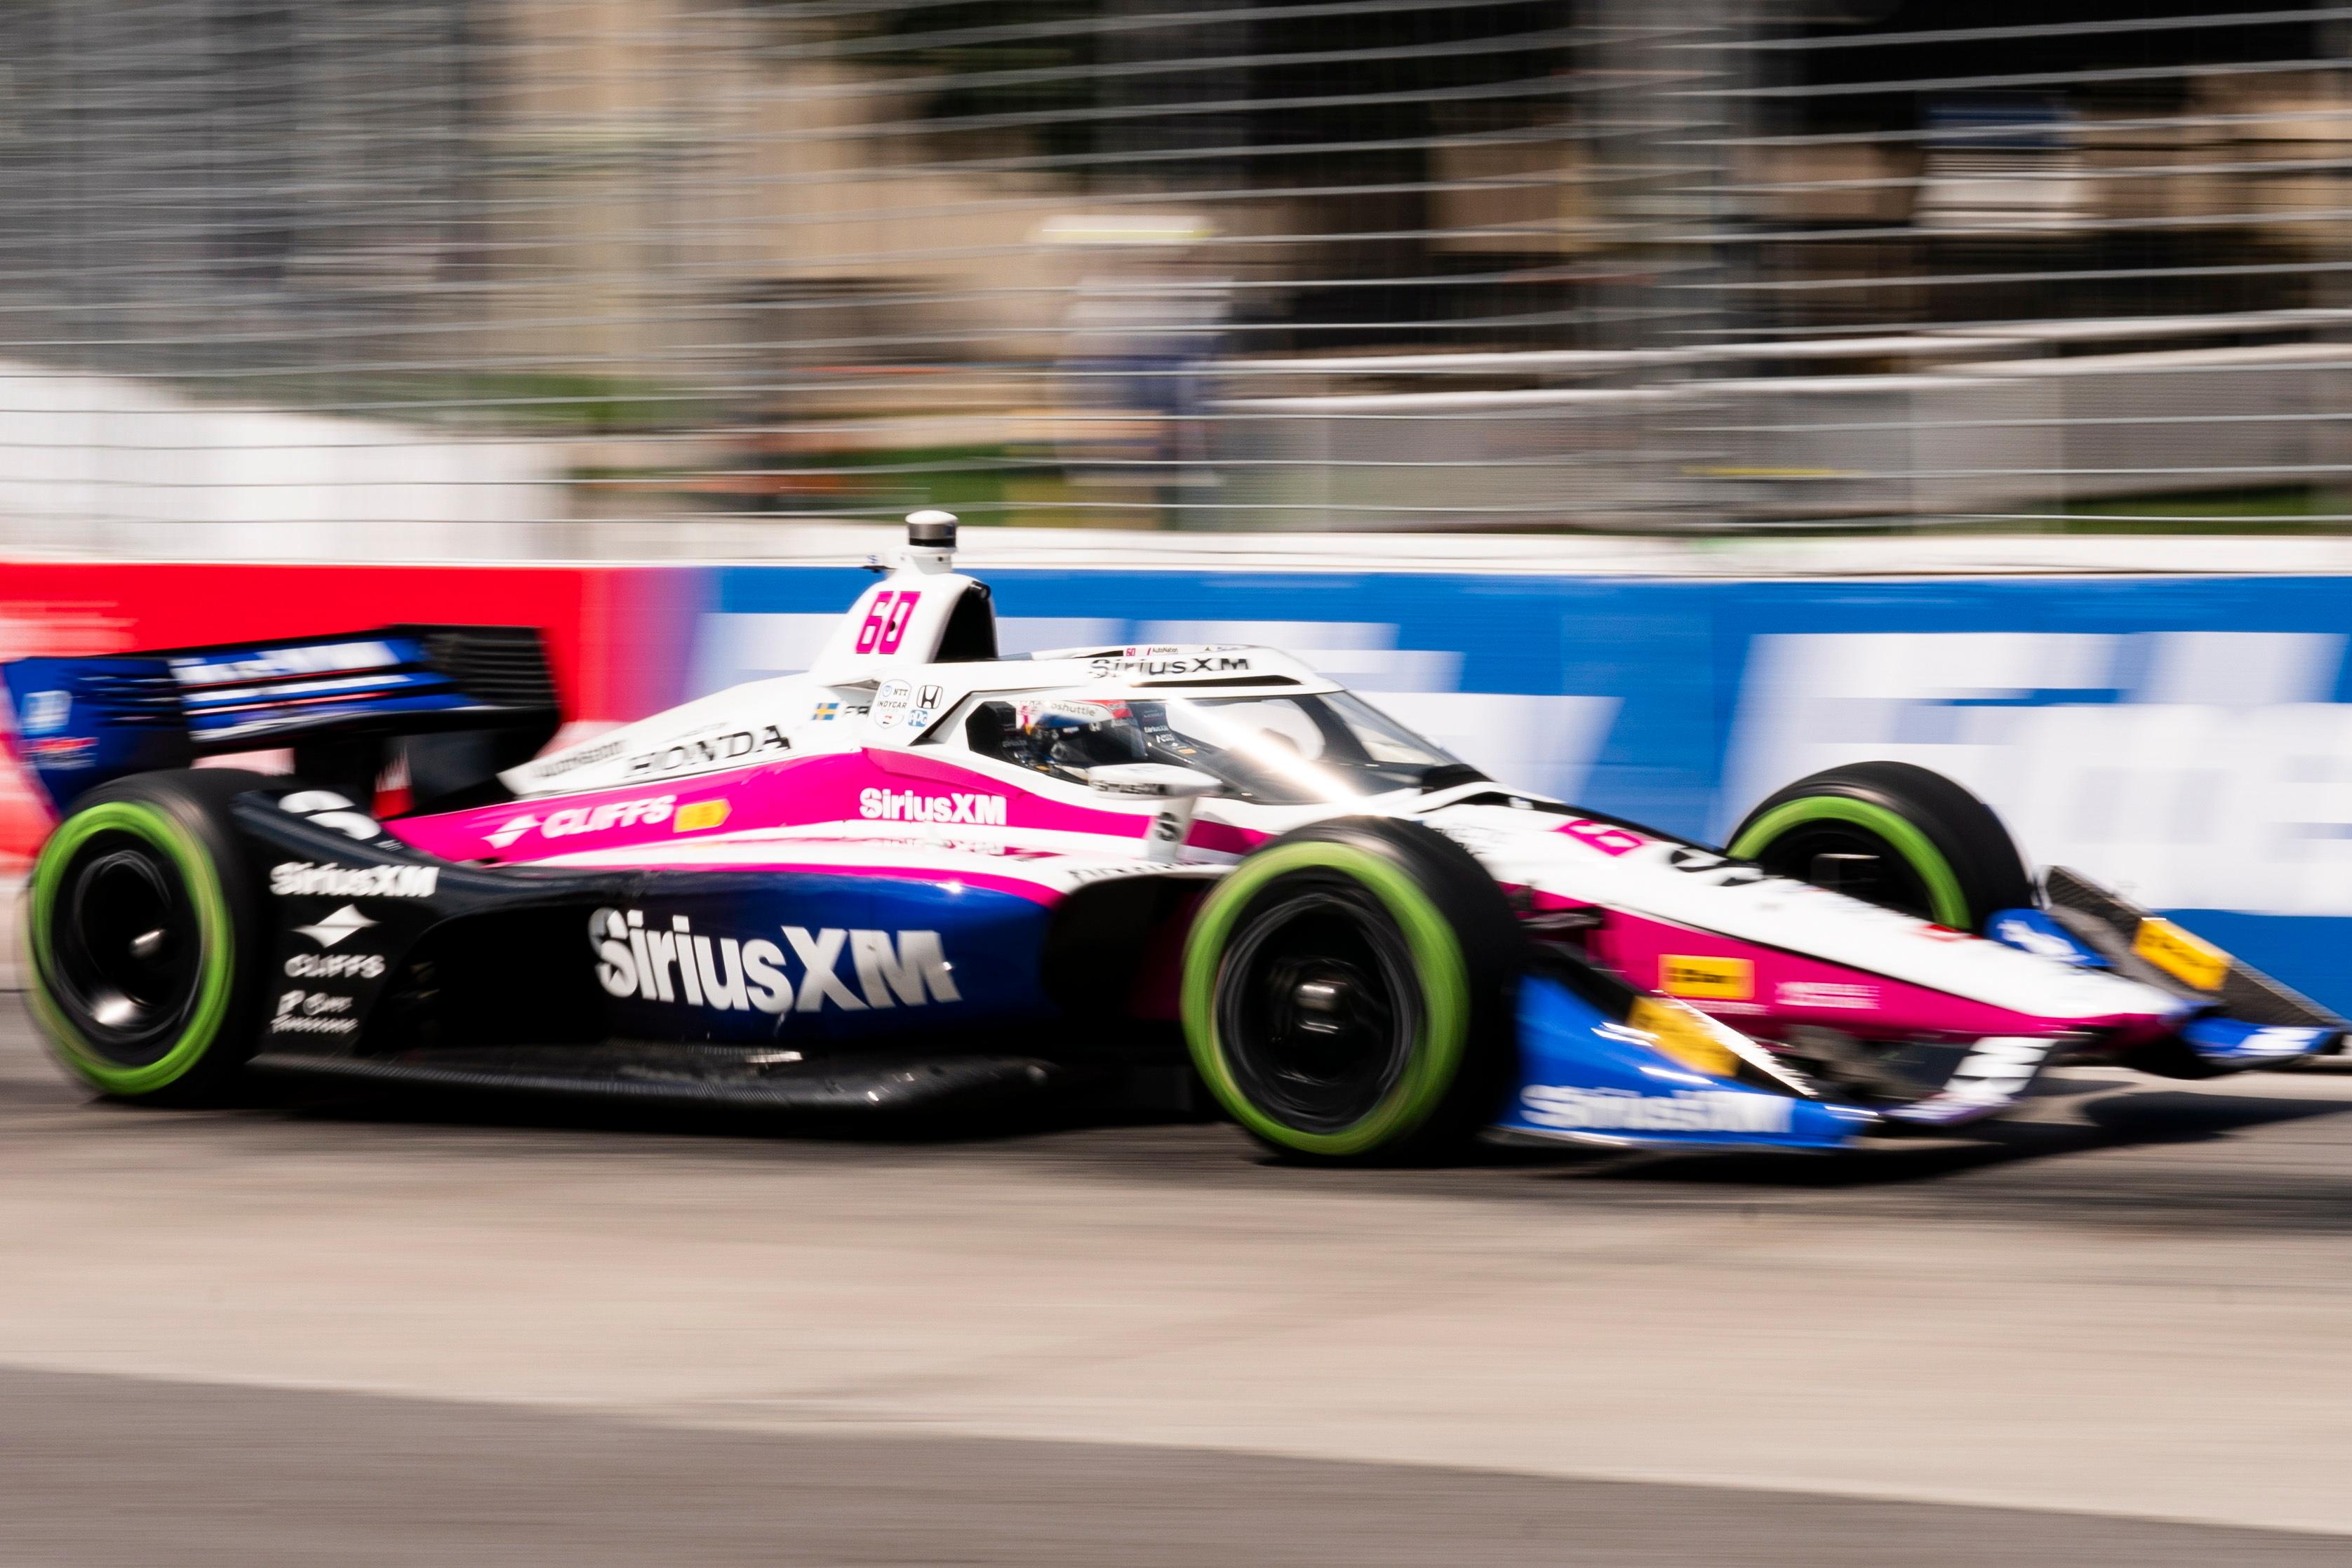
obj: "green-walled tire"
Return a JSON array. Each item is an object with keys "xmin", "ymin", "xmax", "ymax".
[
  {"xmin": 23, "ymin": 770, "xmax": 274, "ymax": 1105},
  {"xmin": 1182, "ymin": 817, "xmax": 1523, "ymax": 1163},
  {"xmin": 1727, "ymin": 760, "xmax": 2033, "ymax": 934}
]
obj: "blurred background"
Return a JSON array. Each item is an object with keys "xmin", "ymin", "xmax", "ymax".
[
  {"xmin": 19, "ymin": 2, "xmax": 2352, "ymax": 981},
  {"xmin": 5, "ymin": 0, "xmax": 2352, "ymax": 551},
  {"xmin": 8, "ymin": 11, "xmax": 2352, "ymax": 1564}
]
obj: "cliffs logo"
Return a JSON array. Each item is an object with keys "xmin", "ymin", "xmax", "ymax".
[
  {"xmin": 292, "ymin": 905, "xmax": 374, "ymax": 948},
  {"xmin": 285, "ymin": 907, "xmax": 387, "ymax": 978},
  {"xmin": 286, "ymin": 951, "xmax": 385, "ymax": 980},
  {"xmin": 485, "ymin": 794, "xmax": 674, "ymax": 849},
  {"xmin": 857, "ymin": 788, "xmax": 1007, "ymax": 826},
  {"xmin": 589, "ymin": 909, "xmax": 961, "ymax": 1016}
]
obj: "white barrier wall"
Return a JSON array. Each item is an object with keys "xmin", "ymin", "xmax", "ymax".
[{"xmin": 0, "ymin": 361, "xmax": 562, "ymax": 560}]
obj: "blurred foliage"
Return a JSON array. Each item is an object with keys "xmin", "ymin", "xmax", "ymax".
[
  {"xmin": 1757, "ymin": 0, "xmax": 2328, "ymax": 133},
  {"xmin": 816, "ymin": 0, "xmax": 1574, "ymax": 348},
  {"xmin": 2059, "ymin": 488, "xmax": 2351, "ymax": 533},
  {"xmin": 821, "ymin": 0, "xmax": 1570, "ymax": 173},
  {"xmin": 826, "ymin": 0, "xmax": 1107, "ymax": 164},
  {"xmin": 380, "ymin": 373, "xmax": 709, "ymax": 434}
]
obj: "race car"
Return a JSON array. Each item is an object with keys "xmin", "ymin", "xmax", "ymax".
[{"xmin": 6, "ymin": 511, "xmax": 2343, "ymax": 1162}]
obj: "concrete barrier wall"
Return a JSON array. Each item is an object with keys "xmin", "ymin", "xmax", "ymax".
[
  {"xmin": 1212, "ymin": 341, "xmax": 2352, "ymax": 528},
  {"xmin": 0, "ymin": 361, "xmax": 564, "ymax": 559}
]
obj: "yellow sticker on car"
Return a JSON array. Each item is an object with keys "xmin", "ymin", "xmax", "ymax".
[
  {"xmin": 2132, "ymin": 916, "xmax": 2229, "ymax": 992},
  {"xmin": 1628, "ymin": 997, "xmax": 1740, "ymax": 1080},
  {"xmin": 1658, "ymin": 954, "xmax": 1754, "ymax": 1002},
  {"xmin": 674, "ymin": 798, "xmax": 732, "ymax": 833}
]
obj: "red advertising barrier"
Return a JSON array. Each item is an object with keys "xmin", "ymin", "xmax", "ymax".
[{"xmin": 0, "ymin": 562, "xmax": 696, "ymax": 871}]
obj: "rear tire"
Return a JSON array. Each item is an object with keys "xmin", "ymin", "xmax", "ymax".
[
  {"xmin": 1182, "ymin": 817, "xmax": 1522, "ymax": 1163},
  {"xmin": 1727, "ymin": 761, "xmax": 2032, "ymax": 934},
  {"xmin": 22, "ymin": 770, "xmax": 274, "ymax": 1104}
]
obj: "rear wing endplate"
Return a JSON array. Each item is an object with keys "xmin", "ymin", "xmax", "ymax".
[{"xmin": 2, "ymin": 625, "xmax": 559, "ymax": 813}]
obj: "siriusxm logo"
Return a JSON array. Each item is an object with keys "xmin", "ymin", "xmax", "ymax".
[
  {"xmin": 1087, "ymin": 654, "xmax": 1252, "ymax": 680},
  {"xmin": 589, "ymin": 909, "xmax": 961, "ymax": 1016},
  {"xmin": 1520, "ymin": 1084, "xmax": 1792, "ymax": 1135},
  {"xmin": 858, "ymin": 788, "xmax": 1007, "ymax": 826},
  {"xmin": 272, "ymin": 862, "xmax": 439, "ymax": 899}
]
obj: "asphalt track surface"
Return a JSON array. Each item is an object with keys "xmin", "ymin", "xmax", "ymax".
[{"xmin": 6, "ymin": 1005, "xmax": 2352, "ymax": 1565}]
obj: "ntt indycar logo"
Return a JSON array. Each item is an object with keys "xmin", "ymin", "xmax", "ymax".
[
  {"xmin": 1519, "ymin": 1084, "xmax": 1792, "ymax": 1136},
  {"xmin": 271, "ymin": 862, "xmax": 439, "ymax": 899},
  {"xmin": 858, "ymin": 788, "xmax": 1008, "ymax": 826},
  {"xmin": 590, "ymin": 909, "xmax": 961, "ymax": 1016}
]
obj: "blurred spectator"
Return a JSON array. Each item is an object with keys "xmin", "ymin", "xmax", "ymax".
[{"xmin": 1050, "ymin": 227, "xmax": 1232, "ymax": 520}]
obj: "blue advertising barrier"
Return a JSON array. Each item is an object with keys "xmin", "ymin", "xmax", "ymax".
[{"xmin": 692, "ymin": 567, "xmax": 2352, "ymax": 1011}]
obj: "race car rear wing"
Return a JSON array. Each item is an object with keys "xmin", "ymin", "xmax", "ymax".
[{"xmin": 1, "ymin": 625, "xmax": 560, "ymax": 813}]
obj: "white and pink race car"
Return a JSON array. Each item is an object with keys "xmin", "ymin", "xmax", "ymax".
[{"xmin": 9, "ymin": 513, "xmax": 2340, "ymax": 1160}]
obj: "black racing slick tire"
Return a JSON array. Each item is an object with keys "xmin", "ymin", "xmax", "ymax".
[
  {"xmin": 22, "ymin": 769, "xmax": 274, "ymax": 1105},
  {"xmin": 1181, "ymin": 817, "xmax": 1523, "ymax": 1163},
  {"xmin": 1727, "ymin": 760, "xmax": 2033, "ymax": 934}
]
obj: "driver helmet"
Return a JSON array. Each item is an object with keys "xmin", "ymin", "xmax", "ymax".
[{"xmin": 1014, "ymin": 698, "xmax": 1146, "ymax": 773}]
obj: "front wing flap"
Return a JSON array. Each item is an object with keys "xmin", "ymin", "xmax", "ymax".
[
  {"xmin": 2027, "ymin": 868, "xmax": 2344, "ymax": 1075},
  {"xmin": 1492, "ymin": 951, "xmax": 1878, "ymax": 1153}
]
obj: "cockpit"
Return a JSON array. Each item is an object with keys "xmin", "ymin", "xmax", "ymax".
[{"xmin": 955, "ymin": 688, "xmax": 1478, "ymax": 805}]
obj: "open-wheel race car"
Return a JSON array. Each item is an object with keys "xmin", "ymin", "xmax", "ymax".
[{"xmin": 7, "ymin": 513, "xmax": 2345, "ymax": 1162}]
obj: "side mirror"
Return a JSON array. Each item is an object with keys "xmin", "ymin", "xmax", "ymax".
[{"xmin": 1085, "ymin": 763, "xmax": 1221, "ymax": 800}]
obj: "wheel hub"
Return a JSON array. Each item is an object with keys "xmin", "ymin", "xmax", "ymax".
[
  {"xmin": 1288, "ymin": 970, "xmax": 1353, "ymax": 1036},
  {"xmin": 50, "ymin": 836, "xmax": 201, "ymax": 1062},
  {"xmin": 1217, "ymin": 880, "xmax": 1420, "ymax": 1134}
]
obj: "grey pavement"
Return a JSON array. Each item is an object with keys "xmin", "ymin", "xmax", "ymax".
[
  {"xmin": 11, "ymin": 1366, "xmax": 2351, "ymax": 1567},
  {"xmin": 4, "ymin": 1005, "xmax": 2352, "ymax": 1561}
]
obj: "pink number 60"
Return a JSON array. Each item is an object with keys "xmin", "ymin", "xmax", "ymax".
[
  {"xmin": 877, "ymin": 591, "xmax": 918, "ymax": 653},
  {"xmin": 854, "ymin": 590, "xmax": 921, "ymax": 655},
  {"xmin": 855, "ymin": 592, "xmax": 893, "ymax": 654}
]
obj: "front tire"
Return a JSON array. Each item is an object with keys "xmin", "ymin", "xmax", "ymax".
[
  {"xmin": 1182, "ymin": 817, "xmax": 1522, "ymax": 1162},
  {"xmin": 22, "ymin": 770, "xmax": 273, "ymax": 1104},
  {"xmin": 1727, "ymin": 760, "xmax": 2033, "ymax": 934}
]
